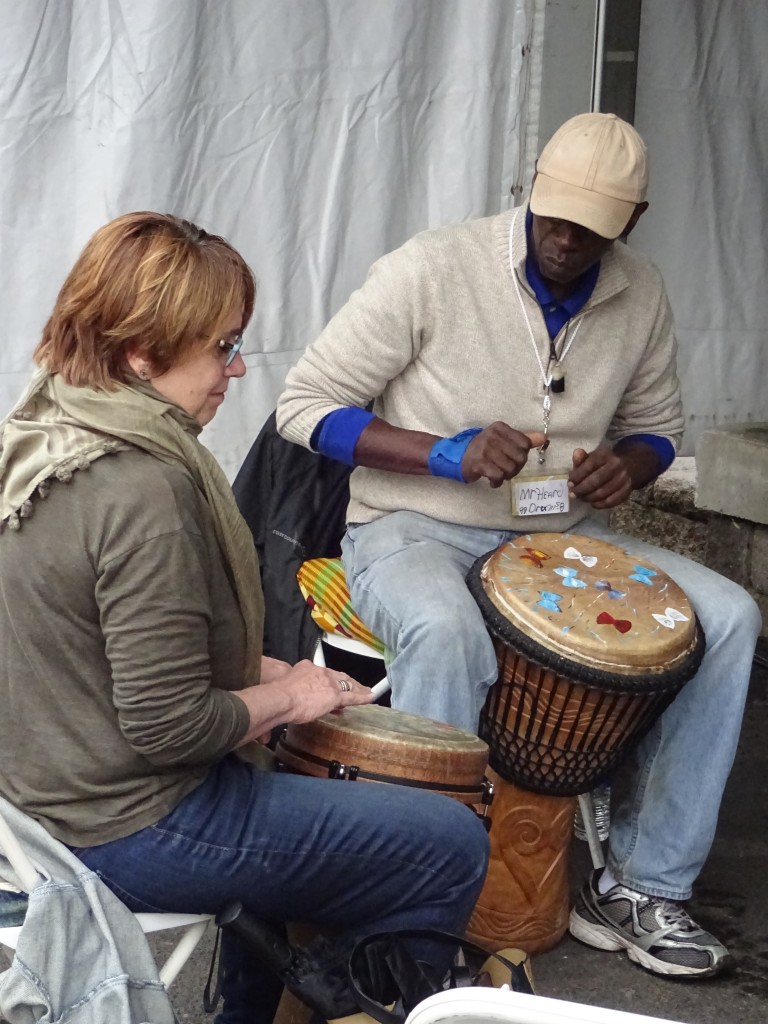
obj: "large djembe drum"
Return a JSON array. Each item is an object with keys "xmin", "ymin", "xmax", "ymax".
[{"xmin": 464, "ymin": 532, "xmax": 705, "ymax": 954}]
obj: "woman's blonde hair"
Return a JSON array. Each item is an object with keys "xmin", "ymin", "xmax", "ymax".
[{"xmin": 34, "ymin": 212, "xmax": 256, "ymax": 389}]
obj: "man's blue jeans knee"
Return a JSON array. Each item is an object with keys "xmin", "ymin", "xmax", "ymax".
[
  {"xmin": 342, "ymin": 510, "xmax": 759, "ymax": 898},
  {"xmin": 342, "ymin": 512, "xmax": 508, "ymax": 731}
]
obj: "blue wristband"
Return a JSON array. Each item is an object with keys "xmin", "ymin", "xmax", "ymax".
[
  {"xmin": 427, "ymin": 428, "xmax": 482, "ymax": 482},
  {"xmin": 621, "ymin": 434, "xmax": 676, "ymax": 475}
]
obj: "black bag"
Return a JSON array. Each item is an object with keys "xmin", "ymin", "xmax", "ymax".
[
  {"xmin": 210, "ymin": 905, "xmax": 533, "ymax": 1024},
  {"xmin": 340, "ymin": 928, "xmax": 534, "ymax": 1024}
]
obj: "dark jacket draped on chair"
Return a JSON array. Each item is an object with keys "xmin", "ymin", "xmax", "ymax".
[{"xmin": 232, "ymin": 411, "xmax": 352, "ymax": 664}]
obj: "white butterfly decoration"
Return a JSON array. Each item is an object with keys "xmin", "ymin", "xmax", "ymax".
[
  {"xmin": 563, "ymin": 546, "xmax": 598, "ymax": 568},
  {"xmin": 652, "ymin": 607, "xmax": 689, "ymax": 629}
]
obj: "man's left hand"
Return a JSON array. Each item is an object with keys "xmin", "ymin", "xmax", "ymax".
[{"xmin": 568, "ymin": 447, "xmax": 634, "ymax": 509}]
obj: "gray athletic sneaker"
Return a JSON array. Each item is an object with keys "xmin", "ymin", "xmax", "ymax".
[{"xmin": 569, "ymin": 870, "xmax": 733, "ymax": 978}]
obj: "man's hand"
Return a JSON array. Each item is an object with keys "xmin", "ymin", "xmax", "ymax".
[
  {"xmin": 569, "ymin": 440, "xmax": 665, "ymax": 509},
  {"xmin": 462, "ymin": 423, "xmax": 547, "ymax": 488}
]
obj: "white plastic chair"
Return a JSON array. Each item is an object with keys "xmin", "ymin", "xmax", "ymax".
[
  {"xmin": 313, "ymin": 631, "xmax": 391, "ymax": 702},
  {"xmin": 312, "ymin": 630, "xmax": 605, "ymax": 868},
  {"xmin": 0, "ymin": 808, "xmax": 212, "ymax": 988},
  {"xmin": 403, "ymin": 987, "xmax": 688, "ymax": 1024}
]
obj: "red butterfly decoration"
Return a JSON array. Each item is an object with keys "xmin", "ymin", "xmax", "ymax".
[
  {"xmin": 520, "ymin": 548, "xmax": 550, "ymax": 569},
  {"xmin": 597, "ymin": 611, "xmax": 632, "ymax": 634}
]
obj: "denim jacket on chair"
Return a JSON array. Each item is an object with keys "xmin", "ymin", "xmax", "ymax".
[{"xmin": 0, "ymin": 796, "xmax": 175, "ymax": 1024}]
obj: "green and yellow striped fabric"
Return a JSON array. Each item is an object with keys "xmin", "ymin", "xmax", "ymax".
[{"xmin": 297, "ymin": 557, "xmax": 386, "ymax": 654}]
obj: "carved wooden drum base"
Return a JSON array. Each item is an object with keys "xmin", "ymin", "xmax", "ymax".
[{"xmin": 466, "ymin": 767, "xmax": 575, "ymax": 955}]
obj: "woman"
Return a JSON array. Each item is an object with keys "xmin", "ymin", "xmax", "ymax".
[{"xmin": 0, "ymin": 213, "xmax": 489, "ymax": 1023}]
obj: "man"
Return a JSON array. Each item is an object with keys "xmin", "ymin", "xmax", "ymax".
[{"xmin": 276, "ymin": 113, "xmax": 761, "ymax": 978}]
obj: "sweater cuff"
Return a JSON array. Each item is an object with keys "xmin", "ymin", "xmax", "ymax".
[{"xmin": 619, "ymin": 433, "xmax": 676, "ymax": 474}]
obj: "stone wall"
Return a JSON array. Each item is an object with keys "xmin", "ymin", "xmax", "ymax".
[{"xmin": 608, "ymin": 456, "xmax": 768, "ymax": 636}]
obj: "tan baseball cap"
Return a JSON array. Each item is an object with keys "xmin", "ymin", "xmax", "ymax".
[{"xmin": 530, "ymin": 112, "xmax": 648, "ymax": 239}]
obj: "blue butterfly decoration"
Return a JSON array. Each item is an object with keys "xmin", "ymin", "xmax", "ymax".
[
  {"xmin": 537, "ymin": 591, "xmax": 563, "ymax": 613},
  {"xmin": 594, "ymin": 580, "xmax": 627, "ymax": 600},
  {"xmin": 553, "ymin": 566, "xmax": 588, "ymax": 589},
  {"xmin": 629, "ymin": 564, "xmax": 657, "ymax": 586}
]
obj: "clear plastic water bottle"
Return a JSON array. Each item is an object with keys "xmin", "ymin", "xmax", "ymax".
[{"xmin": 574, "ymin": 783, "xmax": 611, "ymax": 842}]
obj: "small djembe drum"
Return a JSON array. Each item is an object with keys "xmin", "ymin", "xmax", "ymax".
[
  {"xmin": 464, "ymin": 532, "xmax": 705, "ymax": 955},
  {"xmin": 276, "ymin": 703, "xmax": 494, "ymax": 810},
  {"xmin": 274, "ymin": 706, "xmax": 494, "ymax": 1024}
]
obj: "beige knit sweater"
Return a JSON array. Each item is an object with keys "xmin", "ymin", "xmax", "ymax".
[{"xmin": 277, "ymin": 204, "xmax": 683, "ymax": 533}]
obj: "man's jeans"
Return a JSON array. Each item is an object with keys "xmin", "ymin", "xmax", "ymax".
[
  {"xmin": 342, "ymin": 511, "xmax": 762, "ymax": 900},
  {"xmin": 70, "ymin": 754, "xmax": 489, "ymax": 1024}
]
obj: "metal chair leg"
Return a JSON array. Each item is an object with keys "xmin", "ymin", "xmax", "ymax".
[{"xmin": 577, "ymin": 791, "xmax": 605, "ymax": 870}]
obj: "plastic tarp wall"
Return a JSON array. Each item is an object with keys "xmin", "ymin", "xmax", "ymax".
[
  {"xmin": 632, "ymin": 0, "xmax": 768, "ymax": 453},
  {"xmin": 0, "ymin": 0, "xmax": 535, "ymax": 478}
]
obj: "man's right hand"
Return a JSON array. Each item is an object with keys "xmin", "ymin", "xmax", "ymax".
[{"xmin": 461, "ymin": 423, "xmax": 547, "ymax": 488}]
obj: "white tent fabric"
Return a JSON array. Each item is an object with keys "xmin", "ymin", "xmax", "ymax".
[
  {"xmin": 633, "ymin": 0, "xmax": 768, "ymax": 453},
  {"xmin": 0, "ymin": 0, "xmax": 535, "ymax": 478}
]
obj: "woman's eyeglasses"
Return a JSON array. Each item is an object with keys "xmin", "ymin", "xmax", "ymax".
[{"xmin": 217, "ymin": 333, "xmax": 244, "ymax": 367}]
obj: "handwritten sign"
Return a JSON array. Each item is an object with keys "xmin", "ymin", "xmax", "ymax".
[{"xmin": 513, "ymin": 473, "xmax": 570, "ymax": 517}]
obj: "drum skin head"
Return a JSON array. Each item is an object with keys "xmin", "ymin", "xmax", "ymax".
[
  {"xmin": 303, "ymin": 704, "xmax": 486, "ymax": 751},
  {"xmin": 479, "ymin": 533, "xmax": 698, "ymax": 675}
]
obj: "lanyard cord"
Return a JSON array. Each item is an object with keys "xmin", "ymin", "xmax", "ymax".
[{"xmin": 508, "ymin": 208, "xmax": 584, "ymax": 388}]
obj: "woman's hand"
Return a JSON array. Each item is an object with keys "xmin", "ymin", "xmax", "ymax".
[
  {"xmin": 233, "ymin": 660, "xmax": 372, "ymax": 746},
  {"xmin": 268, "ymin": 660, "xmax": 372, "ymax": 722},
  {"xmin": 258, "ymin": 656, "xmax": 294, "ymax": 685}
]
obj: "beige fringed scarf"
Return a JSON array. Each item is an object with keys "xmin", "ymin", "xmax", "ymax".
[{"xmin": 0, "ymin": 368, "xmax": 264, "ymax": 683}]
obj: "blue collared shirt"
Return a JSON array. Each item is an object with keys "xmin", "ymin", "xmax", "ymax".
[{"xmin": 524, "ymin": 208, "xmax": 599, "ymax": 340}]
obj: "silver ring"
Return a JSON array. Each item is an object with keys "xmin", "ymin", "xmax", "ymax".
[{"xmin": 338, "ymin": 679, "xmax": 351, "ymax": 692}]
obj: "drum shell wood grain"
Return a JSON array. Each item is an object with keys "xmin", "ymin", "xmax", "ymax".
[
  {"xmin": 481, "ymin": 638, "xmax": 671, "ymax": 795},
  {"xmin": 466, "ymin": 767, "xmax": 573, "ymax": 956}
]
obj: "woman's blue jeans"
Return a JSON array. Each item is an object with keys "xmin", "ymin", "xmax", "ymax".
[{"xmin": 70, "ymin": 754, "xmax": 490, "ymax": 1024}]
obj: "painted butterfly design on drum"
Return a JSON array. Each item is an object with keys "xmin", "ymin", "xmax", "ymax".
[
  {"xmin": 594, "ymin": 580, "xmax": 626, "ymax": 600},
  {"xmin": 629, "ymin": 564, "xmax": 657, "ymax": 585},
  {"xmin": 553, "ymin": 567, "xmax": 588, "ymax": 588},
  {"xmin": 537, "ymin": 591, "xmax": 563, "ymax": 613},
  {"xmin": 596, "ymin": 611, "xmax": 632, "ymax": 633},
  {"xmin": 563, "ymin": 546, "xmax": 598, "ymax": 568},
  {"xmin": 520, "ymin": 548, "xmax": 550, "ymax": 569},
  {"xmin": 652, "ymin": 607, "xmax": 689, "ymax": 629}
]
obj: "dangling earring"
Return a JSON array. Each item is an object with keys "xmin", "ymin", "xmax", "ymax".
[{"xmin": 138, "ymin": 366, "xmax": 151, "ymax": 380}]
